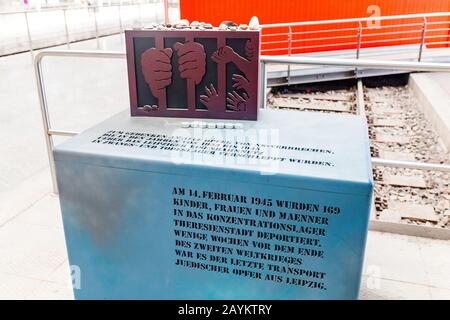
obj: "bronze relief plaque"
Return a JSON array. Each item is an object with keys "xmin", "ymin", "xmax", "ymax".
[{"xmin": 125, "ymin": 29, "xmax": 260, "ymax": 120}]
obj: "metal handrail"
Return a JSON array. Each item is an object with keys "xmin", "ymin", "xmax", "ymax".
[
  {"xmin": 260, "ymin": 55, "xmax": 450, "ymax": 72},
  {"xmin": 34, "ymin": 50, "xmax": 125, "ymax": 193},
  {"xmin": 372, "ymin": 158, "xmax": 450, "ymax": 172},
  {"xmin": 260, "ymin": 12, "xmax": 450, "ymax": 60},
  {"xmin": 35, "ymin": 49, "xmax": 450, "ymax": 193},
  {"xmin": 260, "ymin": 12, "xmax": 450, "ymax": 28}
]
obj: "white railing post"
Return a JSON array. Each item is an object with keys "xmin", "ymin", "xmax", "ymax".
[
  {"xmin": 63, "ymin": 9, "xmax": 70, "ymax": 49},
  {"xmin": 164, "ymin": 0, "xmax": 169, "ymax": 25},
  {"xmin": 93, "ymin": 7, "xmax": 100, "ymax": 49},
  {"xmin": 24, "ymin": 11, "xmax": 34, "ymax": 62},
  {"xmin": 260, "ymin": 61, "xmax": 267, "ymax": 109},
  {"xmin": 418, "ymin": 17, "xmax": 427, "ymax": 62},
  {"xmin": 356, "ymin": 21, "xmax": 362, "ymax": 59},
  {"xmin": 287, "ymin": 25, "xmax": 292, "ymax": 84},
  {"xmin": 138, "ymin": 1, "xmax": 143, "ymax": 27},
  {"xmin": 118, "ymin": 2, "xmax": 123, "ymax": 35}
]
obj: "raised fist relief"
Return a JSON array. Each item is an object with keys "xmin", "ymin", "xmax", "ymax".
[
  {"xmin": 212, "ymin": 45, "xmax": 253, "ymax": 78},
  {"xmin": 245, "ymin": 39, "xmax": 256, "ymax": 61},
  {"xmin": 141, "ymin": 47, "xmax": 173, "ymax": 103},
  {"xmin": 211, "ymin": 46, "xmax": 235, "ymax": 64},
  {"xmin": 173, "ymin": 41, "xmax": 206, "ymax": 85}
]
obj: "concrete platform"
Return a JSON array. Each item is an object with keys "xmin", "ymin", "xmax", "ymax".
[
  {"xmin": 267, "ymin": 45, "xmax": 450, "ymax": 85},
  {"xmin": 410, "ymin": 72, "xmax": 450, "ymax": 151}
]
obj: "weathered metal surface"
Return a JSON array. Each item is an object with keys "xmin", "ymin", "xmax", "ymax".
[
  {"xmin": 125, "ymin": 29, "xmax": 260, "ymax": 120},
  {"xmin": 54, "ymin": 109, "xmax": 373, "ymax": 299}
]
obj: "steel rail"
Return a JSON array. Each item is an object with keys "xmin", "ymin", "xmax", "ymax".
[{"xmin": 372, "ymin": 158, "xmax": 450, "ymax": 172}]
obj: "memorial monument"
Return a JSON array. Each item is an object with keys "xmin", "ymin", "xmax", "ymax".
[
  {"xmin": 126, "ymin": 21, "xmax": 259, "ymax": 120},
  {"xmin": 54, "ymin": 19, "xmax": 373, "ymax": 299}
]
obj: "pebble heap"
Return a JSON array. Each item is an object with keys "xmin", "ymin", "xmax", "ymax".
[{"xmin": 139, "ymin": 17, "xmax": 259, "ymax": 31}]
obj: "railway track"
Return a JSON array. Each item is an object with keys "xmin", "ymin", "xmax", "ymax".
[{"xmin": 267, "ymin": 81, "xmax": 450, "ymax": 230}]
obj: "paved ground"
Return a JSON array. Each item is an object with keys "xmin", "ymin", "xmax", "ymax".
[{"xmin": 0, "ymin": 33, "xmax": 449, "ymax": 299}]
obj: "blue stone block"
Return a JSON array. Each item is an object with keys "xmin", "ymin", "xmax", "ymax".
[{"xmin": 54, "ymin": 109, "xmax": 373, "ymax": 299}]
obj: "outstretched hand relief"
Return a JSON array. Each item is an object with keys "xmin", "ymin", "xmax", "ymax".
[
  {"xmin": 199, "ymin": 84, "xmax": 223, "ymax": 111},
  {"xmin": 232, "ymin": 74, "xmax": 251, "ymax": 94},
  {"xmin": 227, "ymin": 91, "xmax": 248, "ymax": 111}
]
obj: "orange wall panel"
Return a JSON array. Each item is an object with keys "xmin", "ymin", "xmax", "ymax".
[{"xmin": 179, "ymin": 0, "xmax": 450, "ymax": 54}]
